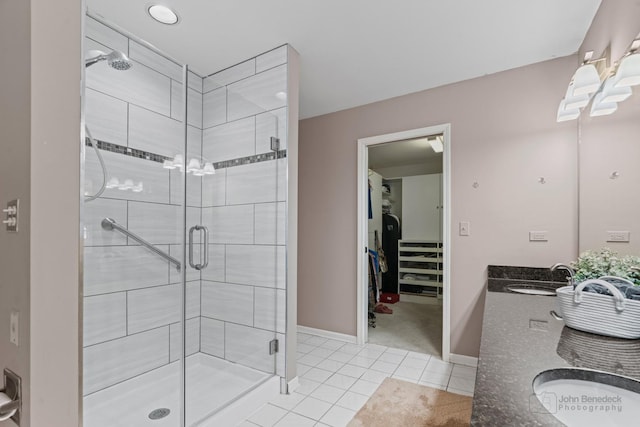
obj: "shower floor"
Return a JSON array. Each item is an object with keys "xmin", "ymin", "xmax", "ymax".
[{"xmin": 84, "ymin": 353, "xmax": 271, "ymax": 427}]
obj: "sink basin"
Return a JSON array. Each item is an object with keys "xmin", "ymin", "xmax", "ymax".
[
  {"xmin": 505, "ymin": 283, "xmax": 557, "ymax": 296},
  {"xmin": 532, "ymin": 368, "xmax": 640, "ymax": 426}
]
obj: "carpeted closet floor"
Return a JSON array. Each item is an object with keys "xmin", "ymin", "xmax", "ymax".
[{"xmin": 368, "ymin": 301, "xmax": 443, "ymax": 356}]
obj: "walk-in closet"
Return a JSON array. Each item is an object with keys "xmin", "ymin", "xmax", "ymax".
[{"xmin": 366, "ymin": 135, "xmax": 444, "ymax": 355}]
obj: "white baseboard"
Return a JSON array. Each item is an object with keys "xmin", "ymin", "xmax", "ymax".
[
  {"xmin": 449, "ymin": 353, "xmax": 478, "ymax": 367},
  {"xmin": 298, "ymin": 325, "xmax": 357, "ymax": 344}
]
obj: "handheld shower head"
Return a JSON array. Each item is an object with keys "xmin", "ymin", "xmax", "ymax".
[{"xmin": 85, "ymin": 49, "xmax": 133, "ymax": 70}]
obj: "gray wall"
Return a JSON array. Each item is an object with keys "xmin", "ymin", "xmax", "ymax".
[
  {"xmin": 298, "ymin": 55, "xmax": 579, "ymax": 358},
  {"xmin": 578, "ymin": 0, "xmax": 640, "ymax": 255},
  {"xmin": 0, "ymin": 0, "xmax": 33, "ymax": 424},
  {"xmin": 0, "ymin": 0, "xmax": 82, "ymax": 426}
]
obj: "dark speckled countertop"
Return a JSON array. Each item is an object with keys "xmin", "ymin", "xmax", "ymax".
[{"xmin": 470, "ymin": 272, "xmax": 640, "ymax": 426}]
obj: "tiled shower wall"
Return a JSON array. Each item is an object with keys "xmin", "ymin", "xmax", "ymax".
[
  {"xmin": 82, "ymin": 16, "xmax": 289, "ymax": 396},
  {"xmin": 199, "ymin": 48, "xmax": 289, "ymax": 375},
  {"xmin": 83, "ymin": 16, "xmax": 204, "ymax": 396}
]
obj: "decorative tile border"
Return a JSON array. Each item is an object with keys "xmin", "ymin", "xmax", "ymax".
[{"xmin": 86, "ymin": 138, "xmax": 287, "ymax": 169}]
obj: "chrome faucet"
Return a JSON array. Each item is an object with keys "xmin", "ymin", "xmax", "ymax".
[{"xmin": 551, "ymin": 263, "xmax": 576, "ymax": 288}]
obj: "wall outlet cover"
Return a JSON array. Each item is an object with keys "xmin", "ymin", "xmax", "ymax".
[
  {"xmin": 606, "ymin": 231, "xmax": 630, "ymax": 242},
  {"xmin": 529, "ymin": 231, "xmax": 548, "ymax": 242}
]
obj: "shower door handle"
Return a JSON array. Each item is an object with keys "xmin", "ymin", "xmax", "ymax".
[{"xmin": 188, "ymin": 225, "xmax": 209, "ymax": 271}]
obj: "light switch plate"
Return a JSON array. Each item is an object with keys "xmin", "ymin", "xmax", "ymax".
[{"xmin": 459, "ymin": 221, "xmax": 470, "ymax": 236}]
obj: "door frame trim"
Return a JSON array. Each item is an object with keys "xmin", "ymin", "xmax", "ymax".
[{"xmin": 356, "ymin": 123, "xmax": 452, "ymax": 361}]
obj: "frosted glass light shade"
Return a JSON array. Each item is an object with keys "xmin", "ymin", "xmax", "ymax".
[
  {"xmin": 590, "ymin": 92, "xmax": 618, "ymax": 117},
  {"xmin": 172, "ymin": 154, "xmax": 184, "ymax": 168},
  {"xmin": 556, "ymin": 99, "xmax": 580, "ymax": 122},
  {"xmin": 572, "ymin": 64, "xmax": 601, "ymax": 96},
  {"xmin": 564, "ymin": 83, "xmax": 590, "ymax": 110},
  {"xmin": 203, "ymin": 162, "xmax": 216, "ymax": 175},
  {"xmin": 600, "ymin": 76, "xmax": 632, "ymax": 103},
  {"xmin": 613, "ymin": 53, "xmax": 640, "ymax": 88},
  {"xmin": 186, "ymin": 158, "xmax": 201, "ymax": 173}
]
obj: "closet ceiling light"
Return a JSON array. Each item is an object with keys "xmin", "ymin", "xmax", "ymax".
[
  {"xmin": 148, "ymin": 5, "xmax": 179, "ymax": 25},
  {"xmin": 571, "ymin": 63, "xmax": 602, "ymax": 96},
  {"xmin": 613, "ymin": 52, "xmax": 640, "ymax": 88},
  {"xmin": 428, "ymin": 137, "xmax": 443, "ymax": 153}
]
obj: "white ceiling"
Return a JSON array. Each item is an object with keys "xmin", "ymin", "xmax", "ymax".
[{"xmin": 86, "ymin": 0, "xmax": 602, "ymax": 119}]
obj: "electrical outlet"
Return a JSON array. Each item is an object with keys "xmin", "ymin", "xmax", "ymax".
[
  {"xmin": 459, "ymin": 221, "xmax": 470, "ymax": 236},
  {"xmin": 529, "ymin": 319, "xmax": 548, "ymax": 331},
  {"xmin": 10, "ymin": 311, "xmax": 19, "ymax": 346},
  {"xmin": 529, "ymin": 231, "xmax": 548, "ymax": 242},
  {"xmin": 607, "ymin": 231, "xmax": 630, "ymax": 242}
]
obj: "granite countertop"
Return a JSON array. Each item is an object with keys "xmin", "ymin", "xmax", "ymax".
[{"xmin": 470, "ymin": 274, "xmax": 640, "ymax": 426}]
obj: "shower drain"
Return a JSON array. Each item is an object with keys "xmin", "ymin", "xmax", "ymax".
[{"xmin": 148, "ymin": 408, "xmax": 171, "ymax": 420}]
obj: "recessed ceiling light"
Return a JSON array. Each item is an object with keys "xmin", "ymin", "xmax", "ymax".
[{"xmin": 148, "ymin": 5, "xmax": 179, "ymax": 25}]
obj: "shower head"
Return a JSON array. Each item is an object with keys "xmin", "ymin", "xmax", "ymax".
[{"xmin": 85, "ymin": 49, "xmax": 133, "ymax": 70}]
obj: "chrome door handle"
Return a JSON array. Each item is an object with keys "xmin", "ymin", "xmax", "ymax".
[
  {"xmin": 188, "ymin": 225, "xmax": 209, "ymax": 271},
  {"xmin": 199, "ymin": 225, "xmax": 209, "ymax": 270}
]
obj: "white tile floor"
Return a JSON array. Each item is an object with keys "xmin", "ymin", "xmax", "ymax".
[{"xmin": 239, "ymin": 333, "xmax": 477, "ymax": 427}]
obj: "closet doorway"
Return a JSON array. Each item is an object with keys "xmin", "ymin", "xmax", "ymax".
[{"xmin": 356, "ymin": 124, "xmax": 451, "ymax": 360}]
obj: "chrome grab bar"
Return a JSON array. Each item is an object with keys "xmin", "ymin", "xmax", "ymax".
[
  {"xmin": 102, "ymin": 217, "xmax": 182, "ymax": 271},
  {"xmin": 188, "ymin": 225, "xmax": 209, "ymax": 270}
]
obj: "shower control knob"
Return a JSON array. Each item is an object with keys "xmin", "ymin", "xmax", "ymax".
[{"xmin": 3, "ymin": 218, "xmax": 16, "ymax": 226}]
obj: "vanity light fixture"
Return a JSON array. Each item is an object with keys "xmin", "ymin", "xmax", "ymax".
[
  {"xmin": 563, "ymin": 83, "xmax": 591, "ymax": 110},
  {"xmin": 613, "ymin": 38, "xmax": 640, "ymax": 88},
  {"xmin": 186, "ymin": 158, "xmax": 201, "ymax": 173},
  {"xmin": 599, "ymin": 77, "xmax": 632, "ymax": 103},
  {"xmin": 148, "ymin": 4, "xmax": 179, "ymax": 25},
  {"xmin": 163, "ymin": 154, "xmax": 216, "ymax": 175},
  {"xmin": 202, "ymin": 162, "xmax": 216, "ymax": 175},
  {"xmin": 590, "ymin": 91, "xmax": 618, "ymax": 117},
  {"xmin": 556, "ymin": 51, "xmax": 605, "ymax": 122},
  {"xmin": 556, "ymin": 100, "xmax": 580, "ymax": 122},
  {"xmin": 571, "ymin": 62, "xmax": 602, "ymax": 96},
  {"xmin": 557, "ymin": 35, "xmax": 640, "ymax": 122}
]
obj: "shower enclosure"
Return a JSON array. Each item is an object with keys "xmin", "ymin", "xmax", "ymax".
[{"xmin": 81, "ymin": 13, "xmax": 294, "ymax": 427}]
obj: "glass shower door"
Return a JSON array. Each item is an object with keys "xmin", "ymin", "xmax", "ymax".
[
  {"xmin": 82, "ymin": 14, "xmax": 189, "ymax": 427},
  {"xmin": 186, "ymin": 69, "xmax": 286, "ymax": 423},
  {"xmin": 82, "ymin": 13, "xmax": 288, "ymax": 427}
]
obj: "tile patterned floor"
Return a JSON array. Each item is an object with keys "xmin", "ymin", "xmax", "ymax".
[{"xmin": 238, "ymin": 332, "xmax": 477, "ymax": 427}]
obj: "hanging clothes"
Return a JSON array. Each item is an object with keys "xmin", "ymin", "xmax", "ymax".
[
  {"xmin": 368, "ymin": 179, "xmax": 373, "ymax": 219},
  {"xmin": 381, "ymin": 213, "xmax": 401, "ymax": 293}
]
